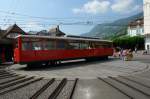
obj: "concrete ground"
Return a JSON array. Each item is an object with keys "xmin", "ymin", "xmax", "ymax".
[
  {"xmin": 9, "ymin": 52, "xmax": 150, "ymax": 79},
  {"xmin": 1, "ymin": 52, "xmax": 150, "ymax": 99}
]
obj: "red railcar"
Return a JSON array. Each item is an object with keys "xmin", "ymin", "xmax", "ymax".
[{"xmin": 14, "ymin": 35, "xmax": 113, "ymax": 67}]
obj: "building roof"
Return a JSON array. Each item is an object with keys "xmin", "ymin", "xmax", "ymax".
[
  {"xmin": 48, "ymin": 25, "xmax": 66, "ymax": 36},
  {"xmin": 0, "ymin": 24, "xmax": 27, "ymax": 45},
  {"xmin": 0, "ymin": 30, "xmax": 6, "ymax": 37},
  {"xmin": 2, "ymin": 24, "xmax": 26, "ymax": 37},
  {"xmin": 36, "ymin": 30, "xmax": 49, "ymax": 36},
  {"xmin": 67, "ymin": 35, "xmax": 101, "ymax": 39},
  {"xmin": 16, "ymin": 35, "xmax": 112, "ymax": 43},
  {"xmin": 128, "ymin": 18, "xmax": 144, "ymax": 28}
]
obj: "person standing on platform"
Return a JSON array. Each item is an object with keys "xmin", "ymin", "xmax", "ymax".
[
  {"xmin": 122, "ymin": 49, "xmax": 128, "ymax": 61},
  {"xmin": 120, "ymin": 48, "xmax": 123, "ymax": 60},
  {"xmin": 135, "ymin": 47, "xmax": 137, "ymax": 53}
]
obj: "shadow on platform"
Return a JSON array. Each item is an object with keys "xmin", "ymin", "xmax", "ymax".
[{"xmin": 17, "ymin": 58, "xmax": 118, "ymax": 71}]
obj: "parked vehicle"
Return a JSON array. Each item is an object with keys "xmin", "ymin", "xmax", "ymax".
[{"xmin": 14, "ymin": 35, "xmax": 113, "ymax": 67}]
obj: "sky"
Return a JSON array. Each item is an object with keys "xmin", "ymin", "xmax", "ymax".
[{"xmin": 0, "ymin": 0, "xmax": 143, "ymax": 35}]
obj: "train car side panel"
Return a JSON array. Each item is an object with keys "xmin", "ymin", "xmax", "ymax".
[{"xmin": 18, "ymin": 48, "xmax": 113, "ymax": 63}]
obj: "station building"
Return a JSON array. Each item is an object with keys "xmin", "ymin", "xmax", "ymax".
[
  {"xmin": 0, "ymin": 24, "xmax": 26, "ymax": 63},
  {"xmin": 144, "ymin": 0, "xmax": 150, "ymax": 50},
  {"xmin": 0, "ymin": 24, "xmax": 66, "ymax": 63},
  {"xmin": 36, "ymin": 25, "xmax": 66, "ymax": 37}
]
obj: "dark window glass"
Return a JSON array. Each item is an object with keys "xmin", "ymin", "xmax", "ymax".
[
  {"xmin": 42, "ymin": 40, "xmax": 55, "ymax": 50},
  {"xmin": 56, "ymin": 40, "xmax": 66, "ymax": 49},
  {"xmin": 90, "ymin": 42, "xmax": 112, "ymax": 48},
  {"xmin": 46, "ymin": 41, "xmax": 55, "ymax": 50},
  {"xmin": 32, "ymin": 42, "xmax": 42, "ymax": 50},
  {"xmin": 22, "ymin": 42, "xmax": 32, "ymax": 50},
  {"xmin": 80, "ymin": 43, "xmax": 89, "ymax": 49},
  {"xmin": 68, "ymin": 42, "xmax": 80, "ymax": 49}
]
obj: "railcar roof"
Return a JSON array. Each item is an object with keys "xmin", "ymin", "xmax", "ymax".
[{"xmin": 15, "ymin": 35, "xmax": 112, "ymax": 43}]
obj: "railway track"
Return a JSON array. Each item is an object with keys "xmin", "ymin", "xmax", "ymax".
[
  {"xmin": 0, "ymin": 69, "xmax": 150, "ymax": 99},
  {"xmin": 0, "ymin": 69, "xmax": 79, "ymax": 99}
]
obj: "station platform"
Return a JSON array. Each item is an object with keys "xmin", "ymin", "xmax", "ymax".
[{"xmin": 0, "ymin": 54, "xmax": 150, "ymax": 99}]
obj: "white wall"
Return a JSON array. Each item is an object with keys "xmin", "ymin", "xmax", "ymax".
[
  {"xmin": 144, "ymin": 0, "xmax": 150, "ymax": 50},
  {"xmin": 144, "ymin": 0, "xmax": 150, "ymax": 35},
  {"xmin": 128, "ymin": 27, "xmax": 144, "ymax": 37},
  {"xmin": 128, "ymin": 28, "xmax": 136, "ymax": 36}
]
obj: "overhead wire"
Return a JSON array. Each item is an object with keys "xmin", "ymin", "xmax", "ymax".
[
  {"xmin": 0, "ymin": 0, "xmax": 144, "ymax": 30},
  {"xmin": 2, "ymin": 0, "xmax": 17, "ymax": 28}
]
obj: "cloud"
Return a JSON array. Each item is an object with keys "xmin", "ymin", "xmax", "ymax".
[
  {"xmin": 25, "ymin": 21, "xmax": 44, "ymax": 31},
  {"xmin": 73, "ymin": 0, "xmax": 142, "ymax": 15},
  {"xmin": 73, "ymin": 0, "xmax": 110, "ymax": 14},
  {"xmin": 111, "ymin": 0, "xmax": 142, "ymax": 14}
]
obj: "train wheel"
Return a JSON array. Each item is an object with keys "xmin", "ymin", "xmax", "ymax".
[
  {"xmin": 27, "ymin": 63, "xmax": 38, "ymax": 68},
  {"xmin": 50, "ymin": 61, "xmax": 56, "ymax": 66},
  {"xmin": 103, "ymin": 56, "xmax": 108, "ymax": 60},
  {"xmin": 85, "ymin": 58, "xmax": 93, "ymax": 62},
  {"xmin": 45, "ymin": 62, "xmax": 49, "ymax": 66},
  {"xmin": 85, "ymin": 58, "xmax": 90, "ymax": 61},
  {"xmin": 57, "ymin": 61, "xmax": 61, "ymax": 64},
  {"xmin": 50, "ymin": 61, "xmax": 61, "ymax": 66},
  {"xmin": 27, "ymin": 63, "xmax": 34, "ymax": 68}
]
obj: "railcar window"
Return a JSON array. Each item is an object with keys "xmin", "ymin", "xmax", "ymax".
[
  {"xmin": 56, "ymin": 40, "xmax": 66, "ymax": 49},
  {"xmin": 22, "ymin": 40, "xmax": 57, "ymax": 51},
  {"xmin": 106, "ymin": 43, "xmax": 112, "ymax": 48},
  {"xmin": 68, "ymin": 42, "xmax": 80, "ymax": 49},
  {"xmin": 42, "ymin": 40, "xmax": 55, "ymax": 50},
  {"xmin": 42, "ymin": 42, "xmax": 48, "ymax": 50},
  {"xmin": 91, "ymin": 42, "xmax": 112, "ymax": 48},
  {"xmin": 102, "ymin": 44, "xmax": 112, "ymax": 48},
  {"xmin": 80, "ymin": 43, "xmax": 89, "ymax": 49},
  {"xmin": 92, "ymin": 42, "xmax": 102, "ymax": 48},
  {"xmin": 95, "ymin": 44, "xmax": 102, "ymax": 48},
  {"xmin": 41, "ymin": 40, "xmax": 56, "ymax": 50},
  {"xmin": 102, "ymin": 44, "xmax": 108, "ymax": 48},
  {"xmin": 22, "ymin": 42, "xmax": 32, "ymax": 50},
  {"xmin": 32, "ymin": 42, "xmax": 42, "ymax": 50},
  {"xmin": 107, "ymin": 44, "xmax": 112, "ymax": 48},
  {"xmin": 89, "ymin": 43, "xmax": 94, "ymax": 49}
]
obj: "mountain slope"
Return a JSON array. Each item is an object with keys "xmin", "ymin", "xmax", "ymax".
[{"xmin": 82, "ymin": 12, "xmax": 143, "ymax": 39}]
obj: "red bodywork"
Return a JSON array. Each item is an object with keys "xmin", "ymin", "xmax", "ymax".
[
  {"xmin": 14, "ymin": 48, "xmax": 113, "ymax": 63},
  {"xmin": 14, "ymin": 36, "xmax": 113, "ymax": 64}
]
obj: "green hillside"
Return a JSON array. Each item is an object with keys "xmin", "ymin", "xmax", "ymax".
[{"xmin": 82, "ymin": 12, "xmax": 143, "ymax": 39}]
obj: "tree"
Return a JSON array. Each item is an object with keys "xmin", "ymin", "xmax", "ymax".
[{"xmin": 112, "ymin": 36, "xmax": 144, "ymax": 50}]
